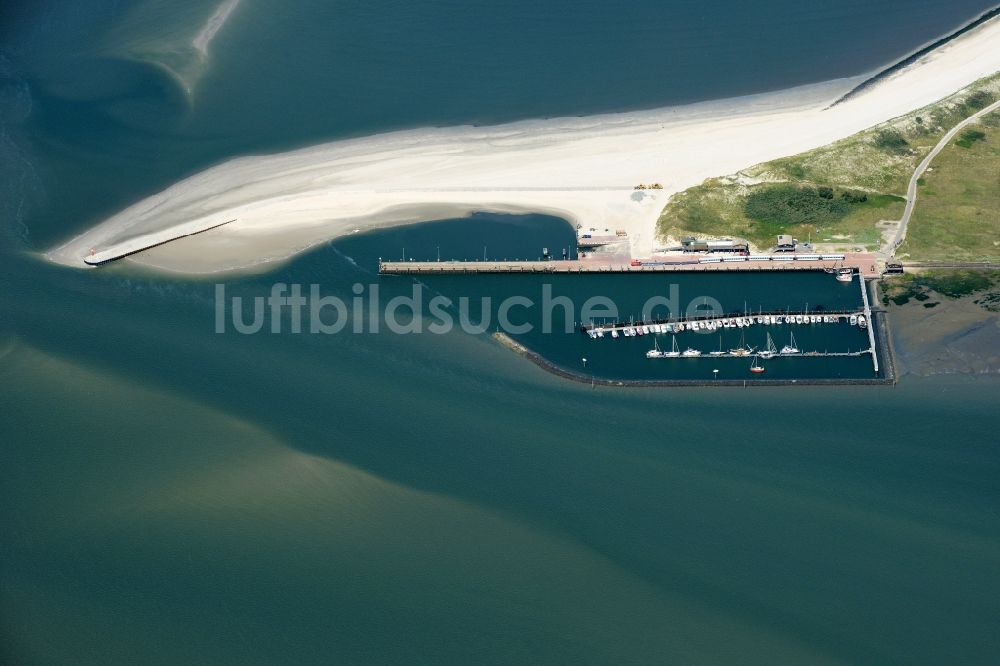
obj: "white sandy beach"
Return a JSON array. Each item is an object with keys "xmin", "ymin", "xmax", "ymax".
[{"xmin": 48, "ymin": 15, "xmax": 1000, "ymax": 274}]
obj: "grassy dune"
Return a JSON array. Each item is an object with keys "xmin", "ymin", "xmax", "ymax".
[
  {"xmin": 897, "ymin": 110, "xmax": 1000, "ymax": 261},
  {"xmin": 657, "ymin": 73, "xmax": 1000, "ymax": 255}
]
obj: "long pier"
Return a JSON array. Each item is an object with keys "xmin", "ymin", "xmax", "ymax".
[
  {"xmin": 84, "ymin": 218, "xmax": 236, "ymax": 266},
  {"xmin": 379, "ymin": 254, "xmax": 880, "ymax": 278}
]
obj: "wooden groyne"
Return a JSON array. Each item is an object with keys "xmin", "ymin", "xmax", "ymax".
[{"xmin": 84, "ymin": 219, "xmax": 236, "ymax": 266}]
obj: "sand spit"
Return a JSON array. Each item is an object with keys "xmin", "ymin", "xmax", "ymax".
[
  {"xmin": 193, "ymin": 0, "xmax": 241, "ymax": 56},
  {"xmin": 48, "ymin": 15, "xmax": 1000, "ymax": 274}
]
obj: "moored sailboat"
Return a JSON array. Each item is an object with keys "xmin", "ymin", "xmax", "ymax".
[
  {"xmin": 780, "ymin": 332, "xmax": 800, "ymax": 355},
  {"xmin": 729, "ymin": 330, "xmax": 754, "ymax": 357},
  {"xmin": 758, "ymin": 332, "xmax": 778, "ymax": 359},
  {"xmin": 710, "ymin": 334, "xmax": 726, "ymax": 356},
  {"xmin": 664, "ymin": 336, "xmax": 681, "ymax": 358}
]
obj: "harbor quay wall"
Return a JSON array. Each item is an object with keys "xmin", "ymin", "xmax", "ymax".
[{"xmin": 869, "ymin": 282, "xmax": 899, "ymax": 384}]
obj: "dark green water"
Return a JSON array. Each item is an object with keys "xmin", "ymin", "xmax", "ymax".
[
  {"xmin": 3, "ymin": 1, "xmax": 1000, "ymax": 663},
  {"xmin": 3, "ymin": 214, "xmax": 1000, "ymax": 663}
]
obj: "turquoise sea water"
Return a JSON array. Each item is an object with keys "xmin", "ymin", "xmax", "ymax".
[{"xmin": 3, "ymin": 2, "xmax": 1000, "ymax": 663}]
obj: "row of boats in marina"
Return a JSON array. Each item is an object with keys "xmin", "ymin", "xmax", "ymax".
[
  {"xmin": 645, "ymin": 330, "xmax": 828, "ymax": 373},
  {"xmin": 585, "ymin": 313, "xmax": 866, "ymax": 340},
  {"xmin": 645, "ymin": 331, "xmax": 797, "ymax": 360},
  {"xmin": 581, "ymin": 308, "xmax": 874, "ymax": 374}
]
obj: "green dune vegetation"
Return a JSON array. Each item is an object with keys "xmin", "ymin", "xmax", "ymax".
[
  {"xmin": 896, "ymin": 110, "xmax": 1000, "ymax": 261},
  {"xmin": 657, "ymin": 73, "xmax": 1000, "ymax": 258}
]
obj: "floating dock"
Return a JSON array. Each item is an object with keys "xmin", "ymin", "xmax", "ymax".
[
  {"xmin": 579, "ymin": 309, "xmax": 863, "ymax": 334},
  {"xmin": 83, "ymin": 219, "xmax": 236, "ymax": 266},
  {"xmin": 581, "ymin": 310, "xmax": 876, "ymax": 364},
  {"xmin": 859, "ymin": 275, "xmax": 878, "ymax": 373}
]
